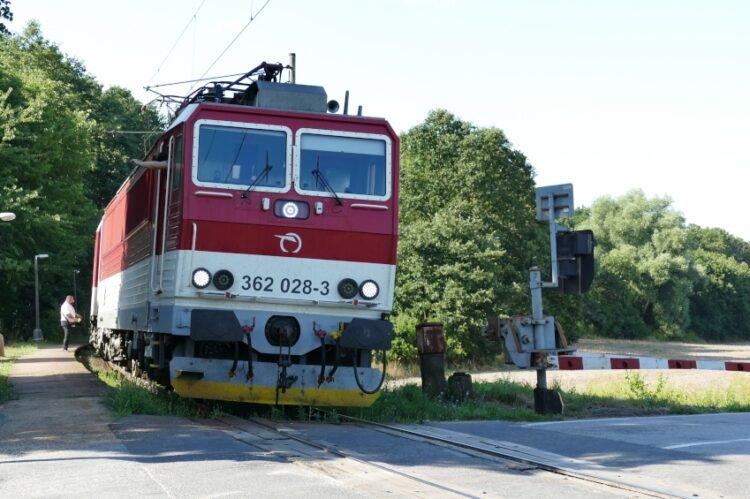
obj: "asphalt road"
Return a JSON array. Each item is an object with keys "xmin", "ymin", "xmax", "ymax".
[{"xmin": 433, "ymin": 413, "xmax": 750, "ymax": 497}]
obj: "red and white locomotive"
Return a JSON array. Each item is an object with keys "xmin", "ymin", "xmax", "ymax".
[{"xmin": 90, "ymin": 62, "xmax": 398, "ymax": 406}]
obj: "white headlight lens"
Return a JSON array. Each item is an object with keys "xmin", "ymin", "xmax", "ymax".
[
  {"xmin": 359, "ymin": 280, "xmax": 379, "ymax": 300},
  {"xmin": 192, "ymin": 268, "xmax": 211, "ymax": 289},
  {"xmin": 282, "ymin": 202, "xmax": 299, "ymax": 218}
]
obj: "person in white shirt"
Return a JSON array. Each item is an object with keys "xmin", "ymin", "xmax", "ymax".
[{"xmin": 59, "ymin": 295, "xmax": 78, "ymax": 351}]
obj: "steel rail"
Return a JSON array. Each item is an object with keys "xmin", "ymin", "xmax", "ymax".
[
  {"xmin": 314, "ymin": 411, "xmax": 686, "ymax": 499},
  {"xmin": 219, "ymin": 417, "xmax": 478, "ymax": 498},
  {"xmin": 88, "ymin": 349, "xmax": 683, "ymax": 498}
]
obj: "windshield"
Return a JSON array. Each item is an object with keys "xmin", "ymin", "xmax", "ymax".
[
  {"xmin": 298, "ymin": 134, "xmax": 387, "ymax": 197},
  {"xmin": 196, "ymin": 124, "xmax": 287, "ymax": 188}
]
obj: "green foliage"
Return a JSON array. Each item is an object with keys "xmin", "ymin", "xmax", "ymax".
[
  {"xmin": 342, "ymin": 382, "xmax": 543, "ymax": 422},
  {"xmin": 574, "ymin": 190, "xmax": 694, "ymax": 339},
  {"xmin": 0, "ymin": 24, "xmax": 162, "ymax": 340},
  {"xmin": 331, "ymin": 374, "xmax": 750, "ymax": 423},
  {"xmin": 394, "ymin": 110, "xmax": 544, "ymax": 360},
  {"xmin": 87, "ymin": 87, "xmax": 163, "ymax": 209},
  {"xmin": 88, "ymin": 356, "xmax": 217, "ymax": 418},
  {"xmin": 573, "ymin": 372, "xmax": 750, "ymax": 416},
  {"xmin": 0, "ymin": 341, "xmax": 38, "ymax": 402},
  {"xmin": 685, "ymin": 225, "xmax": 750, "ymax": 340},
  {"xmin": 101, "ymin": 377, "xmax": 219, "ymax": 418},
  {"xmin": 0, "ymin": 0, "xmax": 12, "ymax": 36},
  {"xmin": 567, "ymin": 191, "xmax": 750, "ymax": 341}
]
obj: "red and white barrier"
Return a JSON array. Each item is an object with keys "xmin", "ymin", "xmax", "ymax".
[{"xmin": 553, "ymin": 353, "xmax": 750, "ymax": 372}]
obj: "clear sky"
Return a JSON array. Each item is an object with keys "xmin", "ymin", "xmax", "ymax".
[{"xmin": 10, "ymin": 0, "xmax": 750, "ymax": 240}]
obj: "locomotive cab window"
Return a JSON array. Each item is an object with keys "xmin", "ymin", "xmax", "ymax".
[
  {"xmin": 192, "ymin": 120, "xmax": 291, "ymax": 191},
  {"xmin": 296, "ymin": 131, "xmax": 391, "ymax": 201}
]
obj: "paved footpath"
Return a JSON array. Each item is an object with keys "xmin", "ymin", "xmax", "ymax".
[{"xmin": 0, "ymin": 343, "xmax": 140, "ymax": 496}]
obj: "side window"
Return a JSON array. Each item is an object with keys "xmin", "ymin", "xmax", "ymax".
[{"xmin": 172, "ymin": 135, "xmax": 183, "ymax": 190}]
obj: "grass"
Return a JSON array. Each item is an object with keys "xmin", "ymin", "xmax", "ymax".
[
  {"xmin": 0, "ymin": 341, "xmax": 38, "ymax": 403},
  {"xmin": 82, "ymin": 347, "xmax": 223, "ymax": 419},
  {"xmin": 101, "ymin": 372, "xmax": 224, "ymax": 419},
  {"xmin": 96, "ymin": 368, "xmax": 750, "ymax": 423},
  {"xmin": 562, "ymin": 371, "xmax": 750, "ymax": 417},
  {"xmin": 308, "ymin": 370, "xmax": 750, "ymax": 424},
  {"xmin": 78, "ymin": 341, "xmax": 750, "ymax": 423},
  {"xmin": 338, "ymin": 382, "xmax": 547, "ymax": 423}
]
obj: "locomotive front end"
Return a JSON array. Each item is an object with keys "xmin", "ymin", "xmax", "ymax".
[{"xmin": 154, "ymin": 74, "xmax": 399, "ymax": 406}]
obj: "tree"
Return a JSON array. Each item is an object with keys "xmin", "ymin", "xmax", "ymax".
[
  {"xmin": 575, "ymin": 191, "xmax": 694, "ymax": 338},
  {"xmin": 686, "ymin": 227, "xmax": 750, "ymax": 340},
  {"xmin": 0, "ymin": 0, "xmax": 12, "ymax": 36},
  {"xmin": 0, "ymin": 25, "xmax": 97, "ymax": 338},
  {"xmin": 0, "ymin": 23, "xmax": 163, "ymax": 340},
  {"xmin": 686, "ymin": 225, "xmax": 750, "ymax": 266},
  {"xmin": 394, "ymin": 110, "xmax": 544, "ymax": 359},
  {"xmin": 87, "ymin": 87, "xmax": 163, "ymax": 208}
]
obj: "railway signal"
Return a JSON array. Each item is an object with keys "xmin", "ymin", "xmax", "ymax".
[
  {"xmin": 486, "ymin": 183, "xmax": 596, "ymax": 415},
  {"xmin": 556, "ymin": 229, "xmax": 595, "ymax": 294}
]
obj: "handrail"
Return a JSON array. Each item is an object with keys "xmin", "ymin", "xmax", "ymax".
[
  {"xmin": 189, "ymin": 222, "xmax": 197, "ymax": 286},
  {"xmin": 158, "ymin": 136, "xmax": 175, "ymax": 291},
  {"xmin": 149, "ymin": 168, "xmax": 162, "ymax": 293}
]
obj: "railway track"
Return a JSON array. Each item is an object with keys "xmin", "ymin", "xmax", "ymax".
[
  {"xmin": 214, "ymin": 414, "xmax": 689, "ymax": 499},
  {"xmin": 91, "ymin": 351, "xmax": 688, "ymax": 497}
]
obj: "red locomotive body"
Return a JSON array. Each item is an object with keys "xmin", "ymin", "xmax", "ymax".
[{"xmin": 91, "ymin": 65, "xmax": 398, "ymax": 406}]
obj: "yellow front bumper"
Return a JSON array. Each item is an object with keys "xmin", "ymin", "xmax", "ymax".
[{"xmin": 172, "ymin": 379, "xmax": 381, "ymax": 407}]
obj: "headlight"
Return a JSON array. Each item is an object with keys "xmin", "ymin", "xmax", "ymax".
[
  {"xmin": 359, "ymin": 279, "xmax": 379, "ymax": 300},
  {"xmin": 213, "ymin": 269, "xmax": 234, "ymax": 290},
  {"xmin": 274, "ymin": 200, "xmax": 309, "ymax": 219},
  {"xmin": 337, "ymin": 278, "xmax": 359, "ymax": 299},
  {"xmin": 282, "ymin": 202, "xmax": 299, "ymax": 218},
  {"xmin": 192, "ymin": 268, "xmax": 211, "ymax": 289}
]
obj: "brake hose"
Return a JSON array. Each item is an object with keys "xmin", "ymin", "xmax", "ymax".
[
  {"xmin": 313, "ymin": 322, "xmax": 326, "ymax": 386},
  {"xmin": 242, "ymin": 320, "xmax": 255, "ymax": 381},
  {"xmin": 229, "ymin": 341, "xmax": 239, "ymax": 377},
  {"xmin": 353, "ymin": 349, "xmax": 387, "ymax": 395},
  {"xmin": 326, "ymin": 339, "xmax": 340, "ymax": 382}
]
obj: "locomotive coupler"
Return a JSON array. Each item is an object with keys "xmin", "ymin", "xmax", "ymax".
[
  {"xmin": 275, "ymin": 340, "xmax": 297, "ymax": 404},
  {"xmin": 325, "ymin": 325, "xmax": 345, "ymax": 383}
]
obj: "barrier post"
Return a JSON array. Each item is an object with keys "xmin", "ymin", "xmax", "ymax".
[{"xmin": 416, "ymin": 322, "xmax": 447, "ymax": 398}]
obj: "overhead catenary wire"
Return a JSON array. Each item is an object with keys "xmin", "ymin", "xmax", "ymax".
[
  {"xmin": 189, "ymin": 0, "xmax": 273, "ymax": 93},
  {"xmin": 146, "ymin": 72, "xmax": 247, "ymax": 90},
  {"xmin": 147, "ymin": 0, "xmax": 208, "ymax": 86},
  {"xmin": 106, "ymin": 130, "xmax": 163, "ymax": 135}
]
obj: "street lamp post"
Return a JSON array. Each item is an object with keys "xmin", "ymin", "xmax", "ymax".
[
  {"xmin": 0, "ymin": 212, "xmax": 14, "ymax": 352},
  {"xmin": 73, "ymin": 269, "xmax": 80, "ymax": 304},
  {"xmin": 32, "ymin": 254, "xmax": 49, "ymax": 341}
]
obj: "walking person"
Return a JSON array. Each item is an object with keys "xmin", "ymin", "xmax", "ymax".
[{"xmin": 60, "ymin": 295, "xmax": 79, "ymax": 351}]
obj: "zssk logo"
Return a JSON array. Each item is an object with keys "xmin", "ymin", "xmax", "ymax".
[{"xmin": 275, "ymin": 232, "xmax": 302, "ymax": 254}]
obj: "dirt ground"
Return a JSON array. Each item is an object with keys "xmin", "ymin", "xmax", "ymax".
[
  {"xmin": 391, "ymin": 338, "xmax": 750, "ymax": 393},
  {"xmin": 574, "ymin": 338, "xmax": 750, "ymax": 361},
  {"xmin": 469, "ymin": 368, "xmax": 750, "ymax": 394}
]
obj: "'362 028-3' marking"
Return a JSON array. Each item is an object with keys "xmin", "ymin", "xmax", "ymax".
[{"xmin": 241, "ymin": 275, "xmax": 330, "ymax": 296}]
